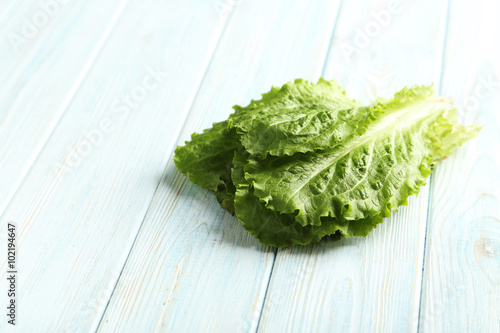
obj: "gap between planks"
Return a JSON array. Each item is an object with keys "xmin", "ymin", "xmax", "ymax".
[
  {"xmin": 93, "ymin": 8, "xmax": 236, "ymax": 332},
  {"xmin": 253, "ymin": 0, "xmax": 345, "ymax": 331},
  {"xmin": 416, "ymin": 0, "xmax": 452, "ymax": 331}
]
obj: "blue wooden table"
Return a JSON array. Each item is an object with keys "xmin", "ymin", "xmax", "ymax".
[{"xmin": 1, "ymin": 0, "xmax": 499, "ymax": 332}]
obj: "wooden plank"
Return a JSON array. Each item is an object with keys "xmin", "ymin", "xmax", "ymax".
[
  {"xmin": 0, "ymin": 0, "xmax": 229, "ymax": 331},
  {"xmin": 98, "ymin": 0, "xmax": 344, "ymax": 331},
  {"xmin": 0, "ymin": 0, "xmax": 129, "ymax": 215},
  {"xmin": 257, "ymin": 0, "xmax": 449, "ymax": 332},
  {"xmin": 419, "ymin": 0, "xmax": 500, "ymax": 331}
]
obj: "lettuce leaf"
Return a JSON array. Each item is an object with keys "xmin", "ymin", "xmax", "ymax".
[
  {"xmin": 233, "ymin": 151, "xmax": 383, "ymax": 246},
  {"xmin": 174, "ymin": 80, "xmax": 481, "ymax": 247},
  {"xmin": 244, "ymin": 86, "xmax": 481, "ymax": 226},
  {"xmin": 228, "ymin": 78, "xmax": 376, "ymax": 157},
  {"xmin": 174, "ymin": 121, "xmax": 238, "ymax": 213}
]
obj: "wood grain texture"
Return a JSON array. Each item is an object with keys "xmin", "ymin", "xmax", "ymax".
[
  {"xmin": 98, "ymin": 0, "xmax": 345, "ymax": 331},
  {"xmin": 0, "ymin": 0, "xmax": 229, "ymax": 331},
  {"xmin": 257, "ymin": 0, "xmax": 449, "ymax": 332},
  {"xmin": 0, "ymin": 0, "xmax": 128, "ymax": 216},
  {"xmin": 419, "ymin": 0, "xmax": 500, "ymax": 331}
]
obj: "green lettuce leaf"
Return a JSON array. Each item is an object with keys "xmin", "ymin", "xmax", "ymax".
[
  {"xmin": 174, "ymin": 121, "xmax": 238, "ymax": 213},
  {"xmin": 174, "ymin": 80, "xmax": 481, "ymax": 247},
  {"xmin": 233, "ymin": 151, "xmax": 384, "ymax": 246},
  {"xmin": 228, "ymin": 78, "xmax": 378, "ymax": 157},
  {"xmin": 244, "ymin": 86, "xmax": 481, "ymax": 226}
]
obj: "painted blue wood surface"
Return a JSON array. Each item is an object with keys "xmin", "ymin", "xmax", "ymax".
[
  {"xmin": 0, "ymin": 0, "xmax": 230, "ymax": 331},
  {"xmin": 0, "ymin": 0, "xmax": 129, "ymax": 221},
  {"xmin": 0, "ymin": 0, "xmax": 498, "ymax": 332}
]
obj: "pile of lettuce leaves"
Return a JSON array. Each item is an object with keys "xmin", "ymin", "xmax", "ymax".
[{"xmin": 174, "ymin": 79, "xmax": 481, "ymax": 247}]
